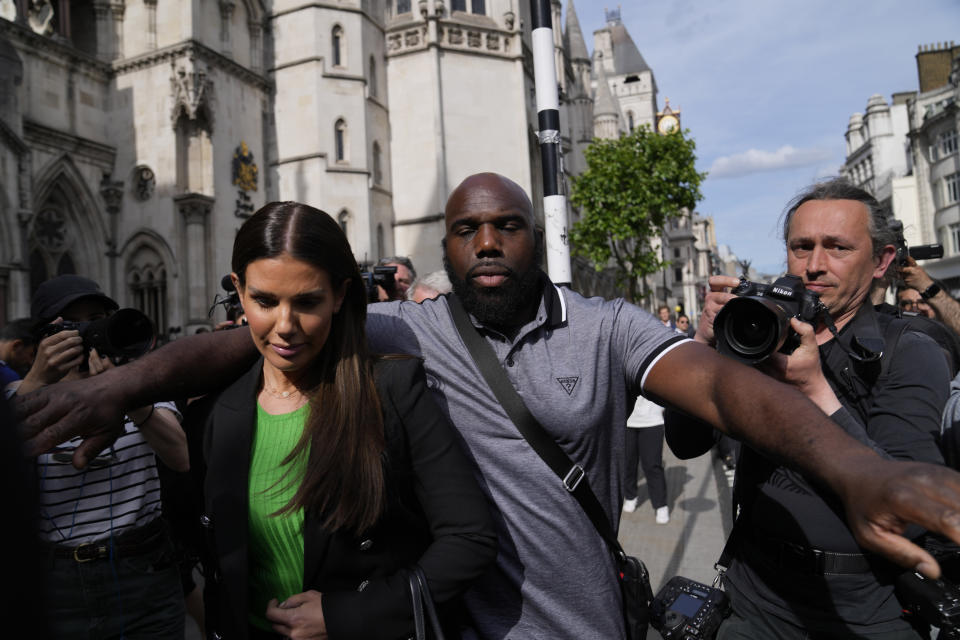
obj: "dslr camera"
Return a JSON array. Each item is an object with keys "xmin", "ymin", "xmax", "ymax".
[
  {"xmin": 896, "ymin": 571, "xmax": 960, "ymax": 639},
  {"xmin": 713, "ymin": 275, "xmax": 827, "ymax": 364},
  {"xmin": 650, "ymin": 576, "xmax": 730, "ymax": 639},
  {"xmin": 360, "ymin": 265, "xmax": 397, "ymax": 303},
  {"xmin": 39, "ymin": 308, "xmax": 155, "ymax": 369},
  {"xmin": 888, "ymin": 219, "xmax": 944, "ymax": 266}
]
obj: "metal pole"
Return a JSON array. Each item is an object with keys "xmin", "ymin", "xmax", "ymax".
[{"xmin": 530, "ymin": 0, "xmax": 571, "ymax": 285}]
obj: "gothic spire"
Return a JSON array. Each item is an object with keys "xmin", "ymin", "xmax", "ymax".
[{"xmin": 563, "ymin": 0, "xmax": 590, "ymax": 63}]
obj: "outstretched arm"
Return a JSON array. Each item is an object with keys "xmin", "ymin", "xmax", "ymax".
[
  {"xmin": 15, "ymin": 327, "xmax": 258, "ymax": 468},
  {"xmin": 644, "ymin": 340, "xmax": 960, "ymax": 578}
]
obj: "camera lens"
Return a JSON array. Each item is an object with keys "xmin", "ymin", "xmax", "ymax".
[
  {"xmin": 715, "ymin": 297, "xmax": 788, "ymax": 363},
  {"xmin": 103, "ymin": 309, "xmax": 155, "ymax": 360}
]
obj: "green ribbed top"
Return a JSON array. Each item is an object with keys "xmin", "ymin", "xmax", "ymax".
[{"xmin": 248, "ymin": 403, "xmax": 309, "ymax": 631}]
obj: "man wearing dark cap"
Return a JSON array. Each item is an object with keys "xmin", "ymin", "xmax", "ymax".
[{"xmin": 16, "ymin": 275, "xmax": 190, "ymax": 640}]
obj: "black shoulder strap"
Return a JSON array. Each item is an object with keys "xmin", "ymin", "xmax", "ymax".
[
  {"xmin": 447, "ymin": 293, "xmax": 625, "ymax": 556},
  {"xmin": 877, "ymin": 314, "xmax": 909, "ymax": 381}
]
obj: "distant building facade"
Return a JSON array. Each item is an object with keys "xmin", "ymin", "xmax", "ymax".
[
  {"xmin": 0, "ymin": 0, "xmax": 714, "ymax": 332},
  {"xmin": 842, "ymin": 41, "xmax": 960, "ymax": 293}
]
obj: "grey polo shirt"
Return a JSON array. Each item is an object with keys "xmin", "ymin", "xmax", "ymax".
[{"xmin": 367, "ymin": 276, "xmax": 688, "ymax": 640}]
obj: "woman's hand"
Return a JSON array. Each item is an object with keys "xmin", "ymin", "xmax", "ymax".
[{"xmin": 266, "ymin": 591, "xmax": 328, "ymax": 640}]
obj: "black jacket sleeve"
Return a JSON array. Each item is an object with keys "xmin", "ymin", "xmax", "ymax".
[{"xmin": 322, "ymin": 358, "xmax": 497, "ymax": 639}]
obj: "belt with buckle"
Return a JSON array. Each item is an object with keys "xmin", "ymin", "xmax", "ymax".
[
  {"xmin": 748, "ymin": 531, "xmax": 875, "ymax": 575},
  {"xmin": 46, "ymin": 517, "xmax": 166, "ymax": 563}
]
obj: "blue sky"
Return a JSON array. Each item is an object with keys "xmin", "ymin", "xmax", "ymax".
[{"xmin": 573, "ymin": 0, "xmax": 959, "ymax": 274}]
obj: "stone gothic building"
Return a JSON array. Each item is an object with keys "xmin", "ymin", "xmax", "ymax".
[{"xmin": 0, "ymin": 0, "xmax": 697, "ymax": 334}]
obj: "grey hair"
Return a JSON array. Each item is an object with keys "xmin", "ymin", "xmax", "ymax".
[
  {"xmin": 782, "ymin": 177, "xmax": 894, "ymax": 257},
  {"xmin": 406, "ymin": 270, "xmax": 452, "ymax": 300},
  {"xmin": 377, "ymin": 255, "xmax": 417, "ymax": 280}
]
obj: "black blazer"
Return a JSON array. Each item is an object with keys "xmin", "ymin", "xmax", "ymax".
[{"xmin": 186, "ymin": 357, "xmax": 496, "ymax": 640}]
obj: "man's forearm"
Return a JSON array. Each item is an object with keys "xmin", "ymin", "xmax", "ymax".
[
  {"xmin": 115, "ymin": 327, "xmax": 257, "ymax": 409},
  {"xmin": 928, "ymin": 291, "xmax": 960, "ymax": 337},
  {"xmin": 646, "ymin": 342, "xmax": 877, "ymax": 496},
  {"xmin": 15, "ymin": 328, "xmax": 258, "ymax": 458}
]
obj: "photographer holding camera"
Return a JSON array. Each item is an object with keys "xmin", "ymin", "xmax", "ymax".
[
  {"xmin": 13, "ymin": 275, "xmax": 189, "ymax": 639},
  {"xmin": 901, "ymin": 256, "xmax": 960, "ymax": 339},
  {"xmin": 667, "ymin": 179, "xmax": 951, "ymax": 639}
]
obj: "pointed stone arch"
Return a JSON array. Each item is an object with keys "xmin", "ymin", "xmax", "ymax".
[
  {"xmin": 29, "ymin": 154, "xmax": 109, "ymax": 294},
  {"xmin": 121, "ymin": 229, "xmax": 178, "ymax": 338}
]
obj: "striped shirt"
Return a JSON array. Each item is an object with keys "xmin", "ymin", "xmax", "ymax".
[{"xmin": 36, "ymin": 400, "xmax": 181, "ymax": 544}]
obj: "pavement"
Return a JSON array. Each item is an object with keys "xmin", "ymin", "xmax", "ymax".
[
  {"xmin": 186, "ymin": 446, "xmax": 734, "ymax": 640},
  {"xmin": 618, "ymin": 446, "xmax": 735, "ymax": 639},
  {"xmin": 619, "ymin": 446, "xmax": 734, "ymax": 593}
]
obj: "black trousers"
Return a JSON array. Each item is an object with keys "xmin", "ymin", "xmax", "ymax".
[{"xmin": 624, "ymin": 425, "xmax": 667, "ymax": 509}]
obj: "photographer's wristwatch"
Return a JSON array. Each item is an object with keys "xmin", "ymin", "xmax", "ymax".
[{"xmin": 920, "ymin": 283, "xmax": 941, "ymax": 299}]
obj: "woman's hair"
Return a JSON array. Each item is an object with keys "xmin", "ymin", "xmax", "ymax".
[{"xmin": 233, "ymin": 201, "xmax": 385, "ymax": 534}]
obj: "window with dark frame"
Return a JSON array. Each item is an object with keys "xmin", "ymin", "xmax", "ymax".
[{"xmin": 335, "ymin": 119, "xmax": 347, "ymax": 161}]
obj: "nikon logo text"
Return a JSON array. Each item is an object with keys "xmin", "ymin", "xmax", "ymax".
[{"xmin": 771, "ymin": 286, "xmax": 793, "ymax": 298}]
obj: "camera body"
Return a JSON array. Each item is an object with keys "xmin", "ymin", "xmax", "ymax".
[
  {"xmin": 360, "ymin": 265, "xmax": 397, "ymax": 302},
  {"xmin": 889, "ymin": 219, "xmax": 944, "ymax": 266},
  {"xmin": 896, "ymin": 571, "xmax": 960, "ymax": 638},
  {"xmin": 39, "ymin": 308, "xmax": 155, "ymax": 368},
  {"xmin": 713, "ymin": 275, "xmax": 826, "ymax": 364},
  {"xmin": 650, "ymin": 576, "xmax": 730, "ymax": 639}
]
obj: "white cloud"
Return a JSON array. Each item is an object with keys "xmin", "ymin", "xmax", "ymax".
[{"xmin": 707, "ymin": 145, "xmax": 835, "ymax": 179}]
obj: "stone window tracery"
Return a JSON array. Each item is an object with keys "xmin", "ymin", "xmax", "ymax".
[{"xmin": 128, "ymin": 247, "xmax": 168, "ymax": 338}]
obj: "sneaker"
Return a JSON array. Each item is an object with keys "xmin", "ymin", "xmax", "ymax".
[
  {"xmin": 622, "ymin": 498, "xmax": 638, "ymax": 513},
  {"xmin": 655, "ymin": 506, "xmax": 670, "ymax": 524}
]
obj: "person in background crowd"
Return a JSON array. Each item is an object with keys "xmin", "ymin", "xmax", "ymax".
[
  {"xmin": 19, "ymin": 175, "xmax": 960, "ymax": 639},
  {"xmin": 0, "ymin": 317, "xmax": 37, "ymax": 389},
  {"xmin": 656, "ymin": 304, "xmax": 676, "ymax": 330},
  {"xmin": 407, "ymin": 269, "xmax": 453, "ymax": 303},
  {"xmin": 377, "ymin": 255, "xmax": 417, "ymax": 301},
  {"xmin": 901, "ymin": 256, "xmax": 960, "ymax": 336},
  {"xmin": 675, "ymin": 313, "xmax": 695, "ymax": 338},
  {"xmin": 185, "ymin": 202, "xmax": 495, "ymax": 640},
  {"xmin": 897, "ymin": 287, "xmax": 935, "ymax": 319},
  {"xmin": 622, "ymin": 395, "xmax": 670, "ymax": 524},
  {"xmin": 667, "ymin": 178, "xmax": 949, "ymax": 639},
  {"xmin": 14, "ymin": 274, "xmax": 189, "ymax": 640}
]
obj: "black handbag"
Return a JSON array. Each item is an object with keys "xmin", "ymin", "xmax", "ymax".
[
  {"xmin": 447, "ymin": 294, "xmax": 653, "ymax": 640},
  {"xmin": 409, "ymin": 565, "xmax": 446, "ymax": 640}
]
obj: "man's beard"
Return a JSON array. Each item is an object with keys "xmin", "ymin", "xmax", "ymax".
[{"xmin": 443, "ymin": 243, "xmax": 544, "ymax": 328}]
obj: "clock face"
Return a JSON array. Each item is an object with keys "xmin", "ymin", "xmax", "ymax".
[{"xmin": 658, "ymin": 115, "xmax": 679, "ymax": 134}]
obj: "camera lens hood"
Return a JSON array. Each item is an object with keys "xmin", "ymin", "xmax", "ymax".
[{"xmin": 715, "ymin": 296, "xmax": 792, "ymax": 364}]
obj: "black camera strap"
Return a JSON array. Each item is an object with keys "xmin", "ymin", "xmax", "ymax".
[{"xmin": 447, "ymin": 294, "xmax": 625, "ymax": 558}]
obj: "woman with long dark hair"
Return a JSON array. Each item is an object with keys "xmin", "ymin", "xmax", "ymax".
[{"xmin": 188, "ymin": 201, "xmax": 495, "ymax": 639}]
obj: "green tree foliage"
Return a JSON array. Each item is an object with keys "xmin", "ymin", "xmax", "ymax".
[{"xmin": 570, "ymin": 125, "xmax": 706, "ymax": 302}]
